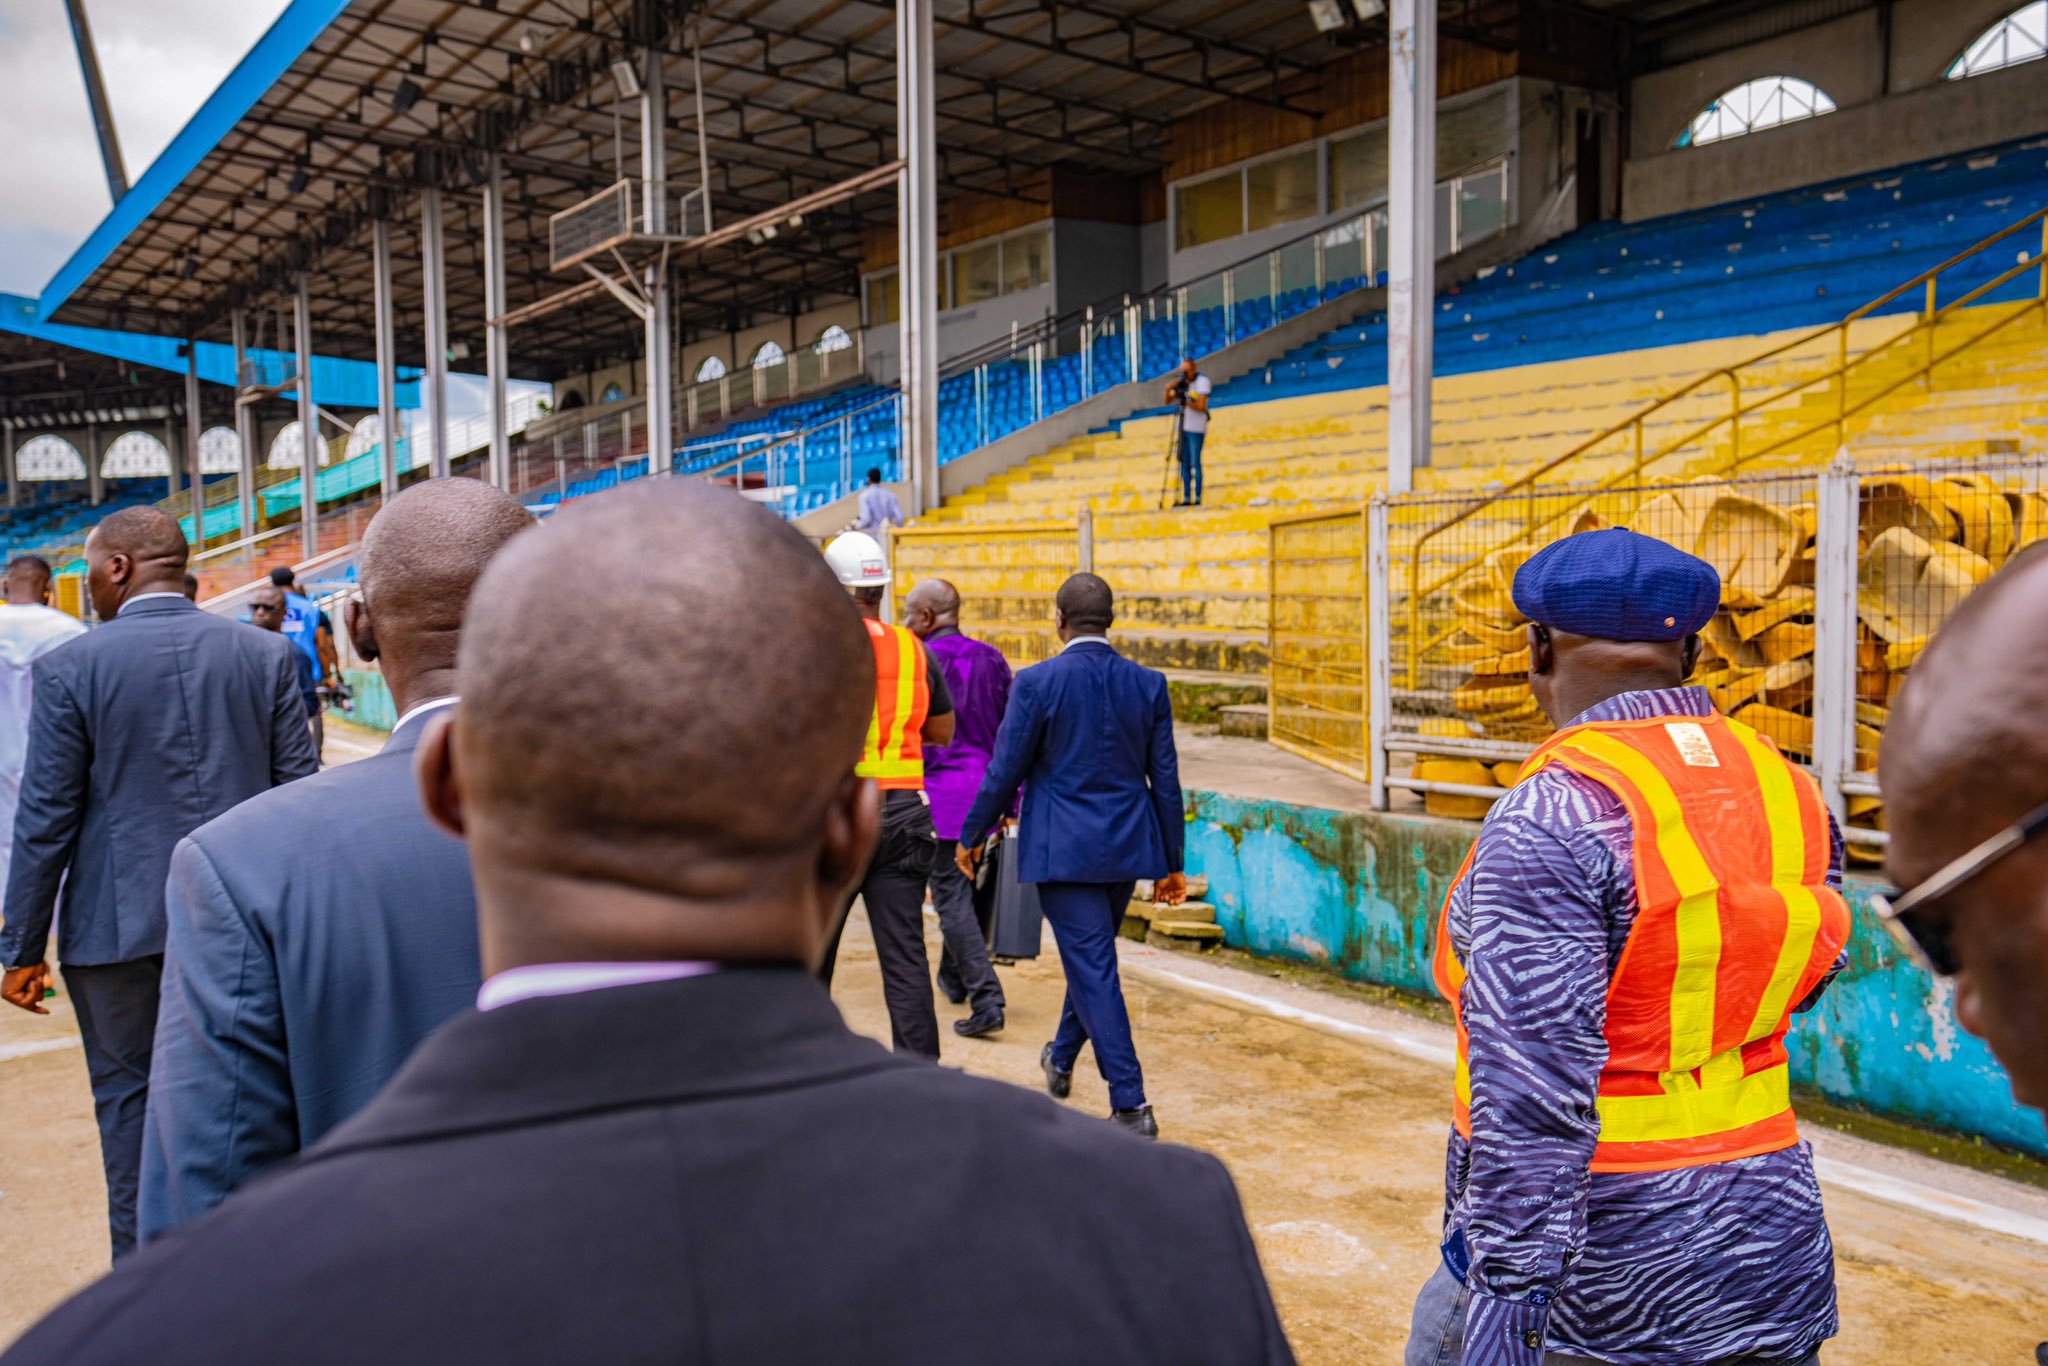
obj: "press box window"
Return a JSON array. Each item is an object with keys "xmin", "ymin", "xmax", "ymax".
[
  {"xmin": 1246, "ymin": 147, "xmax": 1318, "ymax": 233},
  {"xmin": 1175, "ymin": 170, "xmax": 1244, "ymax": 250}
]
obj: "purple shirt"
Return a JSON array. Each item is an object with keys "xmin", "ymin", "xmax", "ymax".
[
  {"xmin": 1443, "ymin": 686, "xmax": 1843, "ymax": 1366},
  {"xmin": 920, "ymin": 628, "xmax": 1013, "ymax": 841}
]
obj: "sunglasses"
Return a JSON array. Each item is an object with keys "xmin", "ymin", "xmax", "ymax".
[{"xmin": 1872, "ymin": 799, "xmax": 2048, "ymax": 976}]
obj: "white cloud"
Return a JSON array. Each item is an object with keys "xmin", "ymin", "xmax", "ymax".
[{"xmin": 0, "ymin": 0, "xmax": 288, "ymax": 297}]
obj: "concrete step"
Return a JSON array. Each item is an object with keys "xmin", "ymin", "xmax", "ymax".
[{"xmin": 1217, "ymin": 703, "xmax": 1269, "ymax": 739}]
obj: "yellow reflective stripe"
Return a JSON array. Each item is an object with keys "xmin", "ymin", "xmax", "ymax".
[
  {"xmin": 885, "ymin": 626, "xmax": 917, "ymax": 763},
  {"xmin": 1454, "ymin": 1054, "xmax": 1471, "ymax": 1107},
  {"xmin": 860, "ymin": 706, "xmax": 884, "ymax": 770},
  {"xmin": 857, "ymin": 756, "xmax": 924, "ymax": 779},
  {"xmin": 1597, "ymin": 1060, "xmax": 1791, "ymax": 1143},
  {"xmin": 1725, "ymin": 721, "xmax": 1825, "ymax": 1043},
  {"xmin": 1552, "ymin": 732, "xmax": 1723, "ymax": 1074}
]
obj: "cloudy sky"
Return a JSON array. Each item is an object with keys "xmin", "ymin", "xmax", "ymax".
[{"xmin": 0, "ymin": 0, "xmax": 288, "ymax": 297}]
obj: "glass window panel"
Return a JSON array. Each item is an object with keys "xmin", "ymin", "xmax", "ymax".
[
  {"xmin": 868, "ymin": 271, "xmax": 899, "ymax": 326},
  {"xmin": 1002, "ymin": 227, "xmax": 1050, "ymax": 294},
  {"xmin": 952, "ymin": 241, "xmax": 1002, "ymax": 306},
  {"xmin": 1438, "ymin": 89, "xmax": 1509, "ymax": 177},
  {"xmin": 1329, "ymin": 124, "xmax": 1389, "ymax": 210},
  {"xmin": 1246, "ymin": 147, "xmax": 1319, "ymax": 233},
  {"xmin": 1175, "ymin": 171, "xmax": 1244, "ymax": 250},
  {"xmin": 1948, "ymin": 2, "xmax": 2047, "ymax": 78}
]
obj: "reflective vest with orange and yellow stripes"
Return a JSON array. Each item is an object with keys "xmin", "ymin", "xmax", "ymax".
[
  {"xmin": 857, "ymin": 618, "xmax": 931, "ymax": 792},
  {"xmin": 1431, "ymin": 711, "xmax": 1850, "ymax": 1173}
]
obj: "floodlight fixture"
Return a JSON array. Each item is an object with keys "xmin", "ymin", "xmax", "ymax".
[
  {"xmin": 1351, "ymin": 0, "xmax": 1385, "ymax": 18},
  {"xmin": 787, "ymin": 213, "xmax": 805, "ymax": 230},
  {"xmin": 391, "ymin": 78, "xmax": 423, "ymax": 114},
  {"xmin": 518, "ymin": 29, "xmax": 540, "ymax": 53},
  {"xmin": 611, "ymin": 58, "xmax": 641, "ymax": 98},
  {"xmin": 1307, "ymin": 0, "xmax": 1347, "ymax": 32},
  {"xmin": 450, "ymin": 340, "xmax": 472, "ymax": 361}
]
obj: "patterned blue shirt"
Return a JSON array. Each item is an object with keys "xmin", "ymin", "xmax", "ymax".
[{"xmin": 1441, "ymin": 687, "xmax": 1842, "ymax": 1366}]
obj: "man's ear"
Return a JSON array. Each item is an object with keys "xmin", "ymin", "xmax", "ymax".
[
  {"xmin": 413, "ymin": 711, "xmax": 467, "ymax": 839},
  {"xmin": 1679, "ymin": 633, "xmax": 1703, "ymax": 681},
  {"xmin": 1528, "ymin": 623, "xmax": 1554, "ymax": 677},
  {"xmin": 344, "ymin": 597, "xmax": 378, "ymax": 662}
]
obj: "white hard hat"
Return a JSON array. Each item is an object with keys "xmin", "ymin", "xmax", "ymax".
[{"xmin": 824, "ymin": 531, "xmax": 890, "ymax": 587}]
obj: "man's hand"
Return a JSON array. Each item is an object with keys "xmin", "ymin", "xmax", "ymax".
[
  {"xmin": 1156, "ymin": 873, "xmax": 1188, "ymax": 907},
  {"xmin": 1, "ymin": 963, "xmax": 52, "ymax": 1014},
  {"xmin": 955, "ymin": 842, "xmax": 981, "ymax": 879}
]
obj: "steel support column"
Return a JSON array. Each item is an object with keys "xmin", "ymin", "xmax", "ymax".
[
  {"xmin": 641, "ymin": 45, "xmax": 673, "ymax": 472},
  {"xmin": 897, "ymin": 0, "xmax": 938, "ymax": 511},
  {"xmin": 87, "ymin": 422, "xmax": 103, "ymax": 505},
  {"xmin": 421, "ymin": 186, "xmax": 450, "ymax": 477},
  {"xmin": 63, "ymin": 0, "xmax": 127, "ymax": 203},
  {"xmin": 373, "ymin": 220, "xmax": 401, "ymax": 498},
  {"xmin": 483, "ymin": 155, "xmax": 511, "ymax": 489},
  {"xmin": 231, "ymin": 309, "xmax": 257, "ymax": 542},
  {"xmin": 294, "ymin": 271, "xmax": 317, "ymax": 563},
  {"xmin": 2, "ymin": 424, "xmax": 14, "ymax": 509},
  {"xmin": 1387, "ymin": 0, "xmax": 1436, "ymax": 494},
  {"xmin": 185, "ymin": 344, "xmax": 204, "ymax": 548}
]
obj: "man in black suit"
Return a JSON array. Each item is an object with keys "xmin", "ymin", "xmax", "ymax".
[
  {"xmin": 139, "ymin": 479, "xmax": 535, "ymax": 1240},
  {"xmin": 1, "ymin": 481, "xmax": 1295, "ymax": 1366},
  {"xmin": 0, "ymin": 508, "xmax": 318, "ymax": 1260}
]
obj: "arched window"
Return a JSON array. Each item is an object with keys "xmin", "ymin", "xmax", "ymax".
[
  {"xmin": 600, "ymin": 382, "xmax": 625, "ymax": 404},
  {"xmin": 694, "ymin": 355, "xmax": 728, "ymax": 383},
  {"xmin": 345, "ymin": 415, "xmax": 387, "ymax": 461},
  {"xmin": 813, "ymin": 324, "xmax": 853, "ymax": 355},
  {"xmin": 267, "ymin": 421, "xmax": 307, "ymax": 469},
  {"xmin": 15, "ymin": 434, "xmax": 87, "ymax": 481},
  {"xmin": 101, "ymin": 431, "xmax": 172, "ymax": 478},
  {"xmin": 750, "ymin": 340, "xmax": 786, "ymax": 371},
  {"xmin": 1948, "ymin": 2, "xmax": 2047, "ymax": 78},
  {"xmin": 1676, "ymin": 77, "xmax": 1837, "ymax": 148},
  {"xmin": 199, "ymin": 426, "xmax": 242, "ymax": 474}
]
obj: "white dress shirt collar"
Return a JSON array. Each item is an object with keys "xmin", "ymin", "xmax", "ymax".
[
  {"xmin": 119, "ymin": 591, "xmax": 191, "ymax": 614},
  {"xmin": 392, "ymin": 694, "xmax": 461, "ymax": 736},
  {"xmin": 477, "ymin": 961, "xmax": 719, "ymax": 1011},
  {"xmin": 1061, "ymin": 633, "xmax": 1111, "ymax": 651}
]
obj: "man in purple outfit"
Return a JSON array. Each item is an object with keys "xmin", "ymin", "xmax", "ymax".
[{"xmin": 904, "ymin": 579, "xmax": 1009, "ymax": 1037}]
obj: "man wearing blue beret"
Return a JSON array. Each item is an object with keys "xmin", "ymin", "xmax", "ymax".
[{"xmin": 1406, "ymin": 528, "xmax": 1851, "ymax": 1366}]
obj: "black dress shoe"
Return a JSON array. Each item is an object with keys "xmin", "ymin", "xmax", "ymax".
[
  {"xmin": 1110, "ymin": 1106, "xmax": 1159, "ymax": 1140},
  {"xmin": 954, "ymin": 1008, "xmax": 1004, "ymax": 1038},
  {"xmin": 1040, "ymin": 1043, "xmax": 1072, "ymax": 1100}
]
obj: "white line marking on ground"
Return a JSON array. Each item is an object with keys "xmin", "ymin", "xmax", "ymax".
[
  {"xmin": 1129, "ymin": 959, "xmax": 1457, "ymax": 1066},
  {"xmin": 0, "ymin": 1037, "xmax": 79, "ymax": 1063},
  {"xmin": 1126, "ymin": 951, "xmax": 2048, "ymax": 1247},
  {"xmin": 1815, "ymin": 1158, "xmax": 2048, "ymax": 1247}
]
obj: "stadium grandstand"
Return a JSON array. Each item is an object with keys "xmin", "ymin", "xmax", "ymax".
[{"xmin": 8, "ymin": 1, "xmax": 2048, "ymax": 1353}]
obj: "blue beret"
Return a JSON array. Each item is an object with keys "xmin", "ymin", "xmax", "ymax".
[{"xmin": 1510, "ymin": 528, "xmax": 1720, "ymax": 642}]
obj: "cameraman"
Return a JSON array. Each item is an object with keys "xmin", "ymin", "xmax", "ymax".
[{"xmin": 1162, "ymin": 358, "xmax": 1212, "ymax": 508}]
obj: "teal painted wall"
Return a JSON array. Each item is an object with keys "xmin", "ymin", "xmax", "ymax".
[
  {"xmin": 340, "ymin": 668, "xmax": 396, "ymax": 731},
  {"xmin": 1184, "ymin": 789, "xmax": 2048, "ymax": 1160}
]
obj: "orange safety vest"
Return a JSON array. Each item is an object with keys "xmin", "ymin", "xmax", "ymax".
[
  {"xmin": 1431, "ymin": 711, "xmax": 1850, "ymax": 1173},
  {"xmin": 857, "ymin": 618, "xmax": 931, "ymax": 791}
]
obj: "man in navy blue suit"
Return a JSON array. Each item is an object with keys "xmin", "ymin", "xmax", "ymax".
[
  {"xmin": 139, "ymin": 479, "xmax": 535, "ymax": 1241},
  {"xmin": 0, "ymin": 507, "xmax": 318, "ymax": 1259},
  {"xmin": 956, "ymin": 573, "xmax": 1185, "ymax": 1139}
]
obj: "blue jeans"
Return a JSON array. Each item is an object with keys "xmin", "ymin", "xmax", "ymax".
[
  {"xmin": 1403, "ymin": 1263, "xmax": 1823, "ymax": 1366},
  {"xmin": 1178, "ymin": 428, "xmax": 1205, "ymax": 504}
]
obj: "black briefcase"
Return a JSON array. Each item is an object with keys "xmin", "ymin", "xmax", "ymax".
[{"xmin": 974, "ymin": 828, "xmax": 1043, "ymax": 960}]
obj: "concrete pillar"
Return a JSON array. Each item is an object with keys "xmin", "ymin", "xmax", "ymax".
[
  {"xmin": 164, "ymin": 411, "xmax": 182, "ymax": 496},
  {"xmin": 421, "ymin": 186, "xmax": 450, "ymax": 477},
  {"xmin": 483, "ymin": 153, "xmax": 510, "ymax": 489},
  {"xmin": 373, "ymin": 220, "xmax": 400, "ymax": 498},
  {"xmin": 1387, "ymin": 0, "xmax": 1436, "ymax": 494},
  {"xmin": 3, "ymin": 423, "xmax": 16, "ymax": 508},
  {"xmin": 641, "ymin": 46, "xmax": 673, "ymax": 473},
  {"xmin": 896, "ymin": 0, "xmax": 938, "ymax": 512},
  {"xmin": 87, "ymin": 421, "xmax": 103, "ymax": 505},
  {"xmin": 184, "ymin": 346, "xmax": 204, "ymax": 547},
  {"xmin": 231, "ymin": 308, "xmax": 257, "ymax": 541},
  {"xmin": 294, "ymin": 271, "xmax": 317, "ymax": 562}
]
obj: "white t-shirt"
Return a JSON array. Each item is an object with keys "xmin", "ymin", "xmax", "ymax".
[
  {"xmin": 1180, "ymin": 373, "xmax": 1213, "ymax": 434},
  {"xmin": 0, "ymin": 603, "xmax": 86, "ymax": 892}
]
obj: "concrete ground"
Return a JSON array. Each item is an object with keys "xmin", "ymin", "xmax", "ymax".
[{"xmin": 4, "ymin": 718, "xmax": 2046, "ymax": 1359}]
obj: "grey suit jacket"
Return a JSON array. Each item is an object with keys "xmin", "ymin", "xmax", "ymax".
[
  {"xmin": 139, "ymin": 705, "xmax": 480, "ymax": 1241},
  {"xmin": 0, "ymin": 596, "xmax": 319, "ymax": 969}
]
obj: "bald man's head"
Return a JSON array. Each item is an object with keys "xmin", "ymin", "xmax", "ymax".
[
  {"xmin": 902, "ymin": 578, "xmax": 961, "ymax": 640},
  {"xmin": 418, "ymin": 479, "xmax": 878, "ymax": 971},
  {"xmin": 1882, "ymin": 543, "xmax": 2048, "ymax": 1116},
  {"xmin": 86, "ymin": 507, "xmax": 188, "ymax": 619}
]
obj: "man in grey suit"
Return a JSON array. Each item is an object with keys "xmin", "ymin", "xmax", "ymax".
[
  {"xmin": 140, "ymin": 479, "xmax": 535, "ymax": 1240},
  {"xmin": 0, "ymin": 507, "xmax": 318, "ymax": 1258}
]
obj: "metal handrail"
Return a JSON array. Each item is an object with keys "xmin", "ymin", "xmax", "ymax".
[{"xmin": 1400, "ymin": 204, "xmax": 2048, "ymax": 688}]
